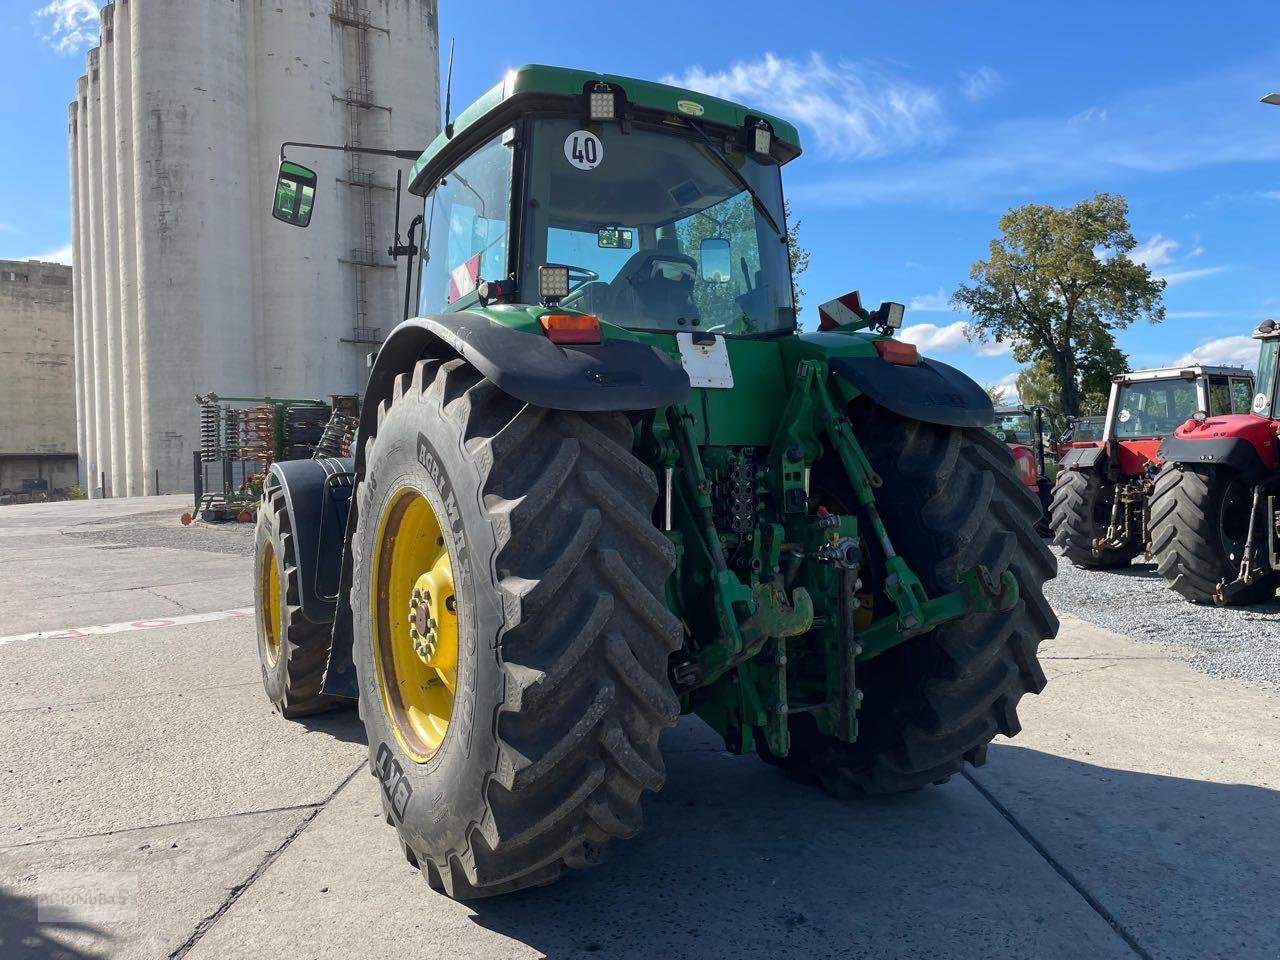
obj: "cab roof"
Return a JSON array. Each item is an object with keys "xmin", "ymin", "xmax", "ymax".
[
  {"xmin": 1113, "ymin": 365, "xmax": 1253, "ymax": 382},
  {"xmin": 408, "ymin": 64, "xmax": 803, "ymax": 195}
]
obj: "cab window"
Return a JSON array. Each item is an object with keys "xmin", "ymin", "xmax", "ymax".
[
  {"xmin": 1230, "ymin": 378, "xmax": 1254, "ymax": 414},
  {"xmin": 419, "ymin": 134, "xmax": 514, "ymax": 314},
  {"xmin": 1207, "ymin": 378, "xmax": 1232, "ymax": 416}
]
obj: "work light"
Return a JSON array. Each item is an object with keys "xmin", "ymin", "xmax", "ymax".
[
  {"xmin": 588, "ymin": 84, "xmax": 616, "ymax": 121},
  {"xmin": 538, "ymin": 265, "xmax": 570, "ymax": 302},
  {"xmin": 874, "ymin": 301, "xmax": 905, "ymax": 330},
  {"xmin": 752, "ymin": 123, "xmax": 772, "ymax": 155}
]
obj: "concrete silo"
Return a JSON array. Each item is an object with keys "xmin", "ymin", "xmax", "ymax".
[
  {"xmin": 98, "ymin": 5, "xmax": 127, "ymax": 498},
  {"xmin": 112, "ymin": 3, "xmax": 143, "ymax": 496},
  {"xmin": 73, "ymin": 75, "xmax": 95, "ymax": 490},
  {"xmin": 67, "ymin": 99, "xmax": 86, "ymax": 488},
  {"xmin": 71, "ymin": 0, "xmax": 439, "ymax": 496},
  {"xmin": 84, "ymin": 46, "xmax": 112, "ymax": 495}
]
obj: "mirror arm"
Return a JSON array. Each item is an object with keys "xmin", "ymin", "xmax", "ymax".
[
  {"xmin": 401, "ymin": 214, "xmax": 425, "ymax": 323},
  {"xmin": 279, "ymin": 140, "xmax": 423, "ymax": 162}
]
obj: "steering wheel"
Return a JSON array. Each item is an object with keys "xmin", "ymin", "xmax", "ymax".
[{"xmin": 566, "ymin": 265, "xmax": 599, "ymax": 289}]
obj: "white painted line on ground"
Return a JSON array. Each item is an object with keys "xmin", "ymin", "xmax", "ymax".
[{"xmin": 0, "ymin": 608, "xmax": 254, "ymax": 648}]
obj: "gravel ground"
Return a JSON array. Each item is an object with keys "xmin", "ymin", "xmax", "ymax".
[
  {"xmin": 1045, "ymin": 545, "xmax": 1280, "ymax": 688},
  {"xmin": 63, "ymin": 505, "xmax": 255, "ymax": 556}
]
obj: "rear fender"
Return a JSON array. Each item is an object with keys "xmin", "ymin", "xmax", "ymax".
[
  {"xmin": 828, "ymin": 355, "xmax": 993, "ymax": 428},
  {"xmin": 321, "ymin": 312, "xmax": 691, "ymax": 700},
  {"xmin": 1156, "ymin": 434, "xmax": 1269, "ymax": 481},
  {"xmin": 265, "ymin": 457, "xmax": 354, "ymax": 625},
  {"xmin": 1057, "ymin": 445, "xmax": 1106, "ymax": 472}
]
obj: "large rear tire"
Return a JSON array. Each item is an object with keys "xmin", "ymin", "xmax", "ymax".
[
  {"xmin": 765, "ymin": 410, "xmax": 1058, "ymax": 795},
  {"xmin": 1148, "ymin": 464, "xmax": 1278, "ymax": 605},
  {"xmin": 350, "ymin": 357, "xmax": 681, "ymax": 899},
  {"xmin": 253, "ymin": 486, "xmax": 336, "ymax": 718},
  {"xmin": 1049, "ymin": 469, "xmax": 1140, "ymax": 569}
]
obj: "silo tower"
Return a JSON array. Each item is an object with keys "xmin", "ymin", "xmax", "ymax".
[{"xmin": 68, "ymin": 0, "xmax": 440, "ymax": 495}]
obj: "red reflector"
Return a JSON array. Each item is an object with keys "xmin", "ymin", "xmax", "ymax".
[
  {"xmin": 872, "ymin": 339, "xmax": 919, "ymax": 365},
  {"xmin": 539, "ymin": 314, "xmax": 601, "ymax": 345},
  {"xmin": 1011, "ymin": 446, "xmax": 1038, "ymax": 487}
]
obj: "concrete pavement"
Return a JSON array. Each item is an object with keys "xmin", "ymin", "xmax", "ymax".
[{"xmin": 1, "ymin": 497, "xmax": 1277, "ymax": 959}]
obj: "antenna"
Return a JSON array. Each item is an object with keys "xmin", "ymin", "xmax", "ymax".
[{"xmin": 444, "ymin": 38, "xmax": 455, "ymax": 138}]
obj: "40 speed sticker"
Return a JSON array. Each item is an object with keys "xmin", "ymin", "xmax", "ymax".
[{"xmin": 564, "ymin": 130, "xmax": 603, "ymax": 170}]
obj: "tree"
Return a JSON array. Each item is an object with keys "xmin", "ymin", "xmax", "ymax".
[
  {"xmin": 1014, "ymin": 326, "xmax": 1129, "ymax": 424},
  {"xmin": 953, "ymin": 193, "xmax": 1164, "ymax": 417},
  {"xmin": 984, "ymin": 384, "xmax": 1008, "ymax": 407},
  {"xmin": 677, "ymin": 195, "xmax": 812, "ymax": 326},
  {"xmin": 785, "ymin": 199, "xmax": 811, "ymax": 316}
]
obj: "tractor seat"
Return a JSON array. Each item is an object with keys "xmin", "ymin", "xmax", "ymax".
[{"xmin": 608, "ymin": 249, "xmax": 700, "ymax": 331}]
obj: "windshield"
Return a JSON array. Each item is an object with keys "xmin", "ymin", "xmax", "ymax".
[
  {"xmin": 988, "ymin": 413, "xmax": 1034, "ymax": 443},
  {"xmin": 1112, "ymin": 379, "xmax": 1198, "ymax": 438},
  {"xmin": 521, "ymin": 117, "xmax": 794, "ymax": 336},
  {"xmin": 1070, "ymin": 418, "xmax": 1104, "ymax": 443},
  {"xmin": 1255, "ymin": 339, "xmax": 1278, "ymax": 418}
]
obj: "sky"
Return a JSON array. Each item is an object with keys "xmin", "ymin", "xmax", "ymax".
[{"xmin": 5, "ymin": 0, "xmax": 1280, "ymax": 400}]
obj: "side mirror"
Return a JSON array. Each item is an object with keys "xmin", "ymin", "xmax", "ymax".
[
  {"xmin": 598, "ymin": 227, "xmax": 634, "ymax": 249},
  {"xmin": 699, "ymin": 237, "xmax": 732, "ymax": 283},
  {"xmin": 272, "ymin": 160, "xmax": 317, "ymax": 227}
]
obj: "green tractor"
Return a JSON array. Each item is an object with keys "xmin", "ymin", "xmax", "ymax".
[{"xmin": 258, "ymin": 65, "xmax": 1058, "ymax": 898}]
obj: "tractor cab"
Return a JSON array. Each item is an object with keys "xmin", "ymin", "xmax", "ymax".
[
  {"xmin": 987, "ymin": 404, "xmax": 1056, "ymax": 527},
  {"xmin": 1248, "ymin": 319, "xmax": 1279, "ymax": 420},
  {"xmin": 1102, "ymin": 365, "xmax": 1255, "ymax": 466}
]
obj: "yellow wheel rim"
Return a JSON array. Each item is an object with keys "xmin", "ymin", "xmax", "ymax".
[
  {"xmin": 258, "ymin": 541, "xmax": 282, "ymax": 667},
  {"xmin": 372, "ymin": 486, "xmax": 458, "ymax": 763}
]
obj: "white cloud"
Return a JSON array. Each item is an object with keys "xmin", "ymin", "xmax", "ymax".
[
  {"xmin": 25, "ymin": 243, "xmax": 74, "ymax": 265},
  {"xmin": 988, "ymin": 371, "xmax": 1023, "ymax": 405},
  {"xmin": 663, "ymin": 53, "xmax": 949, "ymax": 160},
  {"xmin": 791, "ymin": 59, "xmax": 1280, "ymax": 208},
  {"xmin": 959, "ymin": 67, "xmax": 1004, "ymax": 102},
  {"xmin": 899, "ymin": 319, "xmax": 1012, "ymax": 356},
  {"xmin": 1160, "ymin": 265, "xmax": 1229, "ymax": 286},
  {"xmin": 1130, "ymin": 233, "xmax": 1179, "ymax": 268},
  {"xmin": 908, "ymin": 288, "xmax": 951, "ymax": 311},
  {"xmin": 35, "ymin": 0, "xmax": 97, "ymax": 54},
  {"xmin": 1175, "ymin": 335, "xmax": 1258, "ymax": 368}
]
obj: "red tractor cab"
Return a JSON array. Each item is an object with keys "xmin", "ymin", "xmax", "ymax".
[
  {"xmin": 988, "ymin": 405, "xmax": 1057, "ymax": 532},
  {"xmin": 1149, "ymin": 321, "xmax": 1280, "ymax": 603},
  {"xmin": 1056, "ymin": 415, "xmax": 1104, "ymax": 461},
  {"xmin": 1050, "ymin": 364, "xmax": 1255, "ymax": 569}
]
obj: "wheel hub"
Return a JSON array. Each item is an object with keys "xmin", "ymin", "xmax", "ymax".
[
  {"xmin": 371, "ymin": 487, "xmax": 460, "ymax": 763},
  {"xmin": 408, "ymin": 564, "xmax": 456, "ymax": 668}
]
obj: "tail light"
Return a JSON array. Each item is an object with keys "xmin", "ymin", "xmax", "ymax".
[
  {"xmin": 539, "ymin": 313, "xmax": 601, "ymax": 345},
  {"xmin": 872, "ymin": 339, "xmax": 919, "ymax": 365},
  {"xmin": 1011, "ymin": 446, "xmax": 1038, "ymax": 487}
]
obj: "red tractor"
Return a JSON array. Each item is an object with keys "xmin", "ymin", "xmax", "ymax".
[
  {"xmin": 1150, "ymin": 321, "xmax": 1280, "ymax": 603},
  {"xmin": 1050, "ymin": 364, "xmax": 1256, "ymax": 569}
]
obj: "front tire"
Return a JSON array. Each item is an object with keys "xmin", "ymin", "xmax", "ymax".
[
  {"xmin": 350, "ymin": 358, "xmax": 681, "ymax": 899},
  {"xmin": 1149, "ymin": 464, "xmax": 1277, "ymax": 605},
  {"xmin": 1049, "ymin": 469, "xmax": 1139, "ymax": 569},
  {"xmin": 767, "ymin": 410, "xmax": 1058, "ymax": 795}
]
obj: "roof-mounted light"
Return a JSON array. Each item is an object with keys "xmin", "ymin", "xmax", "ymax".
[
  {"xmin": 872, "ymin": 301, "xmax": 905, "ymax": 331},
  {"xmin": 752, "ymin": 121, "xmax": 772, "ymax": 155},
  {"xmin": 588, "ymin": 83, "xmax": 616, "ymax": 121}
]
